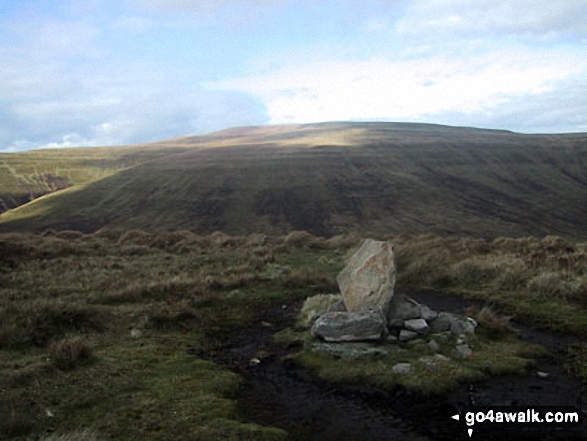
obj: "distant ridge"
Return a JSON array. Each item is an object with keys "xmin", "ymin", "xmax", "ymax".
[{"xmin": 1, "ymin": 122, "xmax": 587, "ymax": 239}]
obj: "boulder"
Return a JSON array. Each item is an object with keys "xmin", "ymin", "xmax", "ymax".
[
  {"xmin": 311, "ymin": 310, "xmax": 387, "ymax": 342},
  {"xmin": 337, "ymin": 239, "xmax": 396, "ymax": 314}
]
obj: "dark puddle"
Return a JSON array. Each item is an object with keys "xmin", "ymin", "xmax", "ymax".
[{"xmin": 196, "ymin": 294, "xmax": 587, "ymax": 441}]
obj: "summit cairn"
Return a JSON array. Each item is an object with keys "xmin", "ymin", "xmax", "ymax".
[
  {"xmin": 337, "ymin": 239, "xmax": 396, "ymax": 315},
  {"xmin": 305, "ymin": 238, "xmax": 477, "ymax": 358},
  {"xmin": 310, "ymin": 239, "xmax": 395, "ymax": 342}
]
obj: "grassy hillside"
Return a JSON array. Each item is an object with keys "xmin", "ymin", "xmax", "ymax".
[
  {"xmin": 1, "ymin": 122, "xmax": 586, "ymax": 239},
  {"xmin": 0, "ymin": 144, "xmax": 191, "ymax": 214}
]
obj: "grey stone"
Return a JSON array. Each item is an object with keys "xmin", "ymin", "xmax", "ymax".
[
  {"xmin": 428, "ymin": 339, "xmax": 440, "ymax": 353},
  {"xmin": 312, "ymin": 342, "xmax": 389, "ymax": 359},
  {"xmin": 404, "ymin": 318, "xmax": 429, "ymax": 334},
  {"xmin": 428, "ymin": 312, "xmax": 452, "ymax": 333},
  {"xmin": 386, "ymin": 294, "xmax": 421, "ymax": 321},
  {"xmin": 420, "ymin": 305, "xmax": 438, "ymax": 321},
  {"xmin": 453, "ymin": 344, "xmax": 472, "ymax": 359},
  {"xmin": 430, "ymin": 331, "xmax": 451, "ymax": 341},
  {"xmin": 429, "ymin": 312, "xmax": 477, "ymax": 336},
  {"xmin": 337, "ymin": 239, "xmax": 396, "ymax": 314},
  {"xmin": 392, "ymin": 362, "xmax": 412, "ymax": 374},
  {"xmin": 433, "ymin": 354, "xmax": 451, "ymax": 362},
  {"xmin": 387, "ymin": 318, "xmax": 405, "ymax": 328},
  {"xmin": 399, "ymin": 329, "xmax": 419, "ymax": 342},
  {"xmin": 311, "ymin": 310, "xmax": 387, "ymax": 342},
  {"xmin": 386, "ymin": 334, "xmax": 399, "ymax": 343},
  {"xmin": 419, "ymin": 356, "xmax": 436, "ymax": 367}
]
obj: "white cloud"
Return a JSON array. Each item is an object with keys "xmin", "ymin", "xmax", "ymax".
[
  {"xmin": 396, "ymin": 0, "xmax": 587, "ymax": 39},
  {"xmin": 206, "ymin": 46, "xmax": 586, "ymax": 129}
]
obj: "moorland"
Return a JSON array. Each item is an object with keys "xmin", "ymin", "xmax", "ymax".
[
  {"xmin": 2, "ymin": 122, "xmax": 587, "ymax": 440},
  {"xmin": 1, "ymin": 122, "xmax": 587, "ymax": 238}
]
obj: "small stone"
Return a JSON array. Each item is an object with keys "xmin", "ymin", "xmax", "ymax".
[
  {"xmin": 428, "ymin": 339, "xmax": 440, "ymax": 353},
  {"xmin": 399, "ymin": 329, "xmax": 419, "ymax": 342},
  {"xmin": 433, "ymin": 354, "xmax": 451, "ymax": 362},
  {"xmin": 392, "ymin": 362, "xmax": 412, "ymax": 374},
  {"xmin": 420, "ymin": 305, "xmax": 438, "ymax": 321},
  {"xmin": 404, "ymin": 318, "xmax": 429, "ymax": 334},
  {"xmin": 419, "ymin": 356, "xmax": 436, "ymax": 367},
  {"xmin": 537, "ymin": 371, "xmax": 550, "ymax": 379},
  {"xmin": 453, "ymin": 344, "xmax": 472, "ymax": 359},
  {"xmin": 431, "ymin": 331, "xmax": 451, "ymax": 341},
  {"xmin": 261, "ymin": 321, "xmax": 273, "ymax": 327},
  {"xmin": 386, "ymin": 334, "xmax": 399, "ymax": 343},
  {"xmin": 429, "ymin": 312, "xmax": 477, "ymax": 336},
  {"xmin": 249, "ymin": 358, "xmax": 261, "ymax": 366},
  {"xmin": 130, "ymin": 329, "xmax": 142, "ymax": 338}
]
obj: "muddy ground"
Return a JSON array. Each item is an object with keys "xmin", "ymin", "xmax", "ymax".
[{"xmin": 194, "ymin": 291, "xmax": 587, "ymax": 440}]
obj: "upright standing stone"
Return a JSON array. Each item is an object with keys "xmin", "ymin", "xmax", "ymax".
[{"xmin": 337, "ymin": 239, "xmax": 396, "ymax": 315}]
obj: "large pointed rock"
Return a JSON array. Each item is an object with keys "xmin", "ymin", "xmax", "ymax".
[{"xmin": 337, "ymin": 239, "xmax": 396, "ymax": 315}]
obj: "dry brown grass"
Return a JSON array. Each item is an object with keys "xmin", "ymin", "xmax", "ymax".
[
  {"xmin": 41, "ymin": 429, "xmax": 104, "ymax": 441},
  {"xmin": 470, "ymin": 306, "xmax": 513, "ymax": 338},
  {"xmin": 48, "ymin": 337, "xmax": 94, "ymax": 370},
  {"xmin": 0, "ymin": 302, "xmax": 108, "ymax": 349}
]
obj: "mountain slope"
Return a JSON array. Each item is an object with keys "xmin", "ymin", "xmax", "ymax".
[
  {"xmin": 0, "ymin": 144, "xmax": 191, "ymax": 214},
  {"xmin": 1, "ymin": 122, "xmax": 587, "ymax": 239}
]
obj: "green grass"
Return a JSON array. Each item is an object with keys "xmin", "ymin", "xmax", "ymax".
[
  {"xmin": 1, "ymin": 122, "xmax": 587, "ymax": 239},
  {"xmin": 287, "ymin": 335, "xmax": 545, "ymax": 395},
  {"xmin": 0, "ymin": 230, "xmax": 344, "ymax": 440},
  {"xmin": 0, "ymin": 145, "xmax": 192, "ymax": 216}
]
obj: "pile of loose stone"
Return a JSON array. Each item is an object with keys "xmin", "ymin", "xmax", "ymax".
[{"xmin": 303, "ymin": 239, "xmax": 477, "ymax": 369}]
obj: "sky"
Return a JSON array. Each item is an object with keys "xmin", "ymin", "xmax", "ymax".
[{"xmin": 1, "ymin": 0, "xmax": 587, "ymax": 152}]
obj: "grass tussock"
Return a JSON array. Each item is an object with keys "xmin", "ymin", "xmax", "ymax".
[
  {"xmin": 469, "ymin": 306, "xmax": 513, "ymax": 339},
  {"xmin": 281, "ymin": 267, "xmax": 338, "ymax": 292},
  {"xmin": 0, "ymin": 302, "xmax": 107, "ymax": 349},
  {"xmin": 393, "ymin": 234, "xmax": 587, "ymax": 334},
  {"xmin": 48, "ymin": 337, "xmax": 94, "ymax": 370}
]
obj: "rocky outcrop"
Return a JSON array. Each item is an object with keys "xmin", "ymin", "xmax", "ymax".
[
  {"xmin": 311, "ymin": 310, "xmax": 387, "ymax": 342},
  {"xmin": 337, "ymin": 239, "xmax": 396, "ymax": 315}
]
